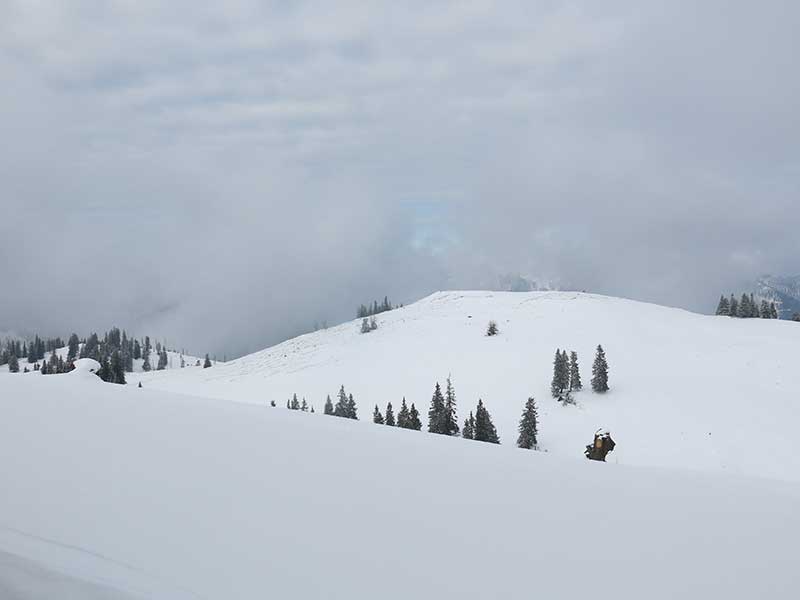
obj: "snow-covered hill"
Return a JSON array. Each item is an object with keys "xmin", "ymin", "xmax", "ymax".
[
  {"xmin": 1, "ymin": 372, "xmax": 798, "ymax": 599},
  {"xmin": 0, "ymin": 346, "xmax": 202, "ymax": 375},
  {"xmin": 756, "ymin": 274, "xmax": 800, "ymax": 318},
  {"xmin": 138, "ymin": 291, "xmax": 800, "ymax": 483}
]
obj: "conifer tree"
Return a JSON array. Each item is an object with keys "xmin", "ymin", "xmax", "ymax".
[
  {"xmin": 9, "ymin": 354, "xmax": 20, "ymax": 373},
  {"xmin": 771, "ymin": 303, "xmax": 779, "ymax": 319},
  {"xmin": 360, "ymin": 318, "xmax": 370, "ymax": 334},
  {"xmin": 157, "ymin": 349, "xmax": 168, "ymax": 371},
  {"xmin": 715, "ymin": 295, "xmax": 730, "ymax": 316},
  {"xmin": 373, "ymin": 405, "xmax": 385, "ymax": 424},
  {"xmin": 291, "ymin": 394, "xmax": 300, "ymax": 410},
  {"xmin": 301, "ymin": 398, "xmax": 308, "ymax": 412},
  {"xmin": 473, "ymin": 400, "xmax": 500, "ymax": 444},
  {"xmin": 486, "ymin": 320, "xmax": 499, "ymax": 336},
  {"xmin": 133, "ymin": 339, "xmax": 141, "ymax": 360},
  {"xmin": 324, "ymin": 395, "xmax": 334, "ymax": 415},
  {"xmin": 428, "ymin": 382, "xmax": 445, "ymax": 434},
  {"xmin": 408, "ymin": 403, "xmax": 422, "ymax": 430},
  {"xmin": 740, "ymin": 293, "xmax": 751, "ymax": 318},
  {"xmin": 346, "ymin": 393, "xmax": 358, "ymax": 420},
  {"xmin": 370, "ymin": 316, "xmax": 378, "ymax": 331},
  {"xmin": 760, "ymin": 299, "xmax": 771, "ymax": 318},
  {"xmin": 203, "ymin": 354, "xmax": 212, "ymax": 368},
  {"xmin": 397, "ymin": 398, "xmax": 410, "ymax": 428},
  {"xmin": 142, "ymin": 351, "xmax": 152, "ymax": 372},
  {"xmin": 462, "ymin": 412, "xmax": 475, "ymax": 439},
  {"xmin": 443, "ymin": 377, "xmax": 459, "ymax": 436},
  {"xmin": 551, "ymin": 349, "xmax": 569, "ymax": 398},
  {"xmin": 110, "ymin": 350, "xmax": 126, "ymax": 385},
  {"xmin": 591, "ymin": 345, "xmax": 610, "ymax": 393},
  {"xmin": 750, "ymin": 293, "xmax": 758, "ymax": 317},
  {"xmin": 569, "ymin": 351, "xmax": 582, "ymax": 391},
  {"xmin": 517, "ymin": 397, "xmax": 539, "ymax": 449},
  {"xmin": 385, "ymin": 402, "xmax": 396, "ymax": 426},
  {"xmin": 287, "ymin": 399, "xmax": 291, "ymax": 409},
  {"xmin": 729, "ymin": 294, "xmax": 739, "ymax": 317}
]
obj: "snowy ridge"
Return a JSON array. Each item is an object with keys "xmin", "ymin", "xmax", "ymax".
[{"xmin": 136, "ymin": 290, "xmax": 800, "ymax": 482}]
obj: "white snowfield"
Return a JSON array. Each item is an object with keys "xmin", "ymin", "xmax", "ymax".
[
  {"xmin": 1, "ymin": 373, "xmax": 799, "ymax": 599},
  {"xmin": 139, "ymin": 291, "xmax": 800, "ymax": 483}
]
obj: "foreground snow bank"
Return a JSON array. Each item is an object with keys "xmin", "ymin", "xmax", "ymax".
[{"xmin": 1, "ymin": 374, "xmax": 798, "ymax": 599}]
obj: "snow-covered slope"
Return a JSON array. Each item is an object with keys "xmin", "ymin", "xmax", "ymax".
[
  {"xmin": 1, "ymin": 373, "xmax": 798, "ymax": 599},
  {"xmin": 139, "ymin": 291, "xmax": 800, "ymax": 482}
]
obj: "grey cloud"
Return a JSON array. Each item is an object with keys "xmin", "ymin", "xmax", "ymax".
[{"xmin": 1, "ymin": 1, "xmax": 797, "ymax": 356}]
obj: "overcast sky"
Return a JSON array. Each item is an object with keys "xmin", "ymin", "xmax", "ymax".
[{"xmin": 1, "ymin": 1, "xmax": 798, "ymax": 357}]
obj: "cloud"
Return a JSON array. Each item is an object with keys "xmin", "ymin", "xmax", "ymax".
[{"xmin": 1, "ymin": 1, "xmax": 798, "ymax": 356}]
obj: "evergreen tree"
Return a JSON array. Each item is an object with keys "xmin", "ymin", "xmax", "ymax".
[
  {"xmin": 133, "ymin": 339, "xmax": 142, "ymax": 360},
  {"xmin": 346, "ymin": 393, "xmax": 358, "ymax": 420},
  {"xmin": 591, "ymin": 345, "xmax": 610, "ymax": 393},
  {"xmin": 443, "ymin": 376, "xmax": 459, "ymax": 436},
  {"xmin": 157, "ymin": 349, "xmax": 168, "ymax": 371},
  {"xmin": 397, "ymin": 398, "xmax": 410, "ymax": 428},
  {"xmin": 551, "ymin": 349, "xmax": 569, "ymax": 398},
  {"xmin": 750, "ymin": 293, "xmax": 758, "ymax": 317},
  {"xmin": 385, "ymin": 402, "xmax": 396, "ymax": 426},
  {"xmin": 324, "ymin": 395, "xmax": 334, "ymax": 415},
  {"xmin": 360, "ymin": 318, "xmax": 371, "ymax": 334},
  {"xmin": 369, "ymin": 316, "xmax": 378, "ymax": 331},
  {"xmin": 771, "ymin": 303, "xmax": 779, "ymax": 319},
  {"xmin": 334, "ymin": 386, "xmax": 349, "ymax": 417},
  {"xmin": 462, "ymin": 412, "xmax": 475, "ymax": 439},
  {"xmin": 41, "ymin": 360, "xmax": 49, "ymax": 375},
  {"xmin": 486, "ymin": 320, "xmax": 499, "ymax": 336},
  {"xmin": 428, "ymin": 382, "xmax": 446, "ymax": 434},
  {"xmin": 110, "ymin": 350, "xmax": 126, "ymax": 385},
  {"xmin": 286, "ymin": 399, "xmax": 291, "ymax": 409},
  {"xmin": 760, "ymin": 299, "xmax": 771, "ymax": 318},
  {"xmin": 142, "ymin": 351, "xmax": 152, "ymax": 372},
  {"xmin": 740, "ymin": 293, "xmax": 751, "ymax": 318},
  {"xmin": 408, "ymin": 403, "xmax": 422, "ymax": 430},
  {"xmin": 473, "ymin": 400, "xmax": 500, "ymax": 444},
  {"xmin": 373, "ymin": 405, "xmax": 385, "ymax": 424},
  {"xmin": 729, "ymin": 294, "xmax": 739, "ymax": 317},
  {"xmin": 301, "ymin": 398, "xmax": 308, "ymax": 412},
  {"xmin": 203, "ymin": 354, "xmax": 212, "ymax": 368},
  {"xmin": 517, "ymin": 397, "xmax": 539, "ymax": 449},
  {"xmin": 569, "ymin": 351, "xmax": 582, "ymax": 391},
  {"xmin": 715, "ymin": 295, "xmax": 730, "ymax": 316},
  {"xmin": 291, "ymin": 394, "xmax": 300, "ymax": 410},
  {"xmin": 9, "ymin": 354, "xmax": 19, "ymax": 373}
]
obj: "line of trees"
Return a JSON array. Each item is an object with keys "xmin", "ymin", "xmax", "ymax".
[
  {"xmin": 716, "ymin": 293, "xmax": 779, "ymax": 319},
  {"xmin": 357, "ymin": 297, "xmax": 394, "ymax": 319},
  {"xmin": 283, "ymin": 376, "xmax": 543, "ymax": 450}
]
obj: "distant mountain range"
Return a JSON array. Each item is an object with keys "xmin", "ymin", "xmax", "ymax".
[{"xmin": 754, "ymin": 275, "xmax": 800, "ymax": 319}]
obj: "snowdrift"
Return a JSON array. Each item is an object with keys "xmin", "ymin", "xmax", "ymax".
[
  {"xmin": 138, "ymin": 291, "xmax": 800, "ymax": 482},
  {"xmin": 0, "ymin": 373, "xmax": 798, "ymax": 599}
]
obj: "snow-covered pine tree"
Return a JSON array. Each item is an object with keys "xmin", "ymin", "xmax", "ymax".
[
  {"xmin": 750, "ymin": 294, "xmax": 758, "ymax": 317},
  {"xmin": 517, "ymin": 397, "xmax": 539, "ymax": 449},
  {"xmin": 291, "ymin": 394, "xmax": 300, "ymax": 410},
  {"xmin": 443, "ymin": 376, "xmax": 459, "ymax": 436},
  {"xmin": 729, "ymin": 294, "xmax": 739, "ymax": 317},
  {"xmin": 486, "ymin": 320, "xmax": 499, "ymax": 336},
  {"xmin": 771, "ymin": 303, "xmax": 779, "ymax": 319},
  {"xmin": 360, "ymin": 318, "xmax": 370, "ymax": 334},
  {"xmin": 473, "ymin": 400, "xmax": 499, "ymax": 444},
  {"xmin": 286, "ymin": 399, "xmax": 291, "ymax": 409},
  {"xmin": 346, "ymin": 393, "xmax": 358, "ymax": 420},
  {"xmin": 157, "ymin": 349, "xmax": 168, "ymax": 371},
  {"xmin": 334, "ymin": 386, "xmax": 348, "ymax": 417},
  {"xmin": 462, "ymin": 412, "xmax": 475, "ymax": 439},
  {"xmin": 740, "ymin": 293, "xmax": 751, "ymax": 318},
  {"xmin": 428, "ymin": 382, "xmax": 445, "ymax": 434},
  {"xmin": 373, "ymin": 405, "xmax": 385, "ymax": 424},
  {"xmin": 408, "ymin": 403, "xmax": 422, "ymax": 430},
  {"xmin": 551, "ymin": 349, "xmax": 568, "ymax": 398},
  {"xmin": 716, "ymin": 295, "xmax": 730, "ymax": 316},
  {"xmin": 569, "ymin": 351, "xmax": 582, "ymax": 391},
  {"xmin": 67, "ymin": 333, "xmax": 80, "ymax": 361},
  {"xmin": 324, "ymin": 395, "xmax": 334, "ymax": 415},
  {"xmin": 142, "ymin": 351, "xmax": 152, "ymax": 372},
  {"xmin": 203, "ymin": 354, "xmax": 212, "ymax": 368},
  {"xmin": 385, "ymin": 402, "xmax": 396, "ymax": 426},
  {"xmin": 110, "ymin": 350, "xmax": 126, "ymax": 385},
  {"xmin": 760, "ymin": 299, "xmax": 771, "ymax": 318},
  {"xmin": 397, "ymin": 398, "xmax": 410, "ymax": 428},
  {"xmin": 301, "ymin": 398, "xmax": 308, "ymax": 412},
  {"xmin": 591, "ymin": 345, "xmax": 610, "ymax": 393},
  {"xmin": 370, "ymin": 316, "xmax": 378, "ymax": 331}
]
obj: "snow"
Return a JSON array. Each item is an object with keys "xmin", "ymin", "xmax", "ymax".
[
  {"xmin": 136, "ymin": 291, "xmax": 800, "ymax": 482},
  {"xmin": 1, "ymin": 372, "xmax": 799, "ymax": 599}
]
